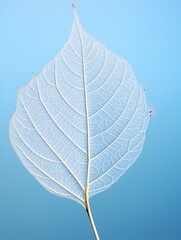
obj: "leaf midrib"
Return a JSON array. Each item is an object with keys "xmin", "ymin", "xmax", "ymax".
[{"xmin": 74, "ymin": 14, "xmax": 91, "ymax": 203}]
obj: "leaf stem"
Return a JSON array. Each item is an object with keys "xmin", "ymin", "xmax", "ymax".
[{"xmin": 85, "ymin": 191, "xmax": 100, "ymax": 240}]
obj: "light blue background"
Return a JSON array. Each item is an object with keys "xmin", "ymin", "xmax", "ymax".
[{"xmin": 1, "ymin": 0, "xmax": 181, "ymax": 239}]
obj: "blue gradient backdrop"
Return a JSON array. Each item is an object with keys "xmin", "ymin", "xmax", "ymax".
[{"xmin": 1, "ymin": 0, "xmax": 181, "ymax": 239}]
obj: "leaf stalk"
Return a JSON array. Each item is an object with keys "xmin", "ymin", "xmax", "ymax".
[{"xmin": 85, "ymin": 188, "xmax": 100, "ymax": 240}]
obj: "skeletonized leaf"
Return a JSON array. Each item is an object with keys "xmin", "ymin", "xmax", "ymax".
[{"xmin": 9, "ymin": 7, "xmax": 150, "ymax": 239}]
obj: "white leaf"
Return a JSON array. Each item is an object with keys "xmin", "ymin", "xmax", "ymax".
[{"xmin": 9, "ymin": 7, "xmax": 150, "ymax": 239}]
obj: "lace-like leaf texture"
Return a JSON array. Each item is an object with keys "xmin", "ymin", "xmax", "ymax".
[{"xmin": 10, "ymin": 9, "xmax": 150, "ymax": 207}]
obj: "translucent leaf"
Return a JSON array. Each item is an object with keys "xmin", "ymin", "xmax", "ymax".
[{"xmin": 9, "ymin": 7, "xmax": 150, "ymax": 239}]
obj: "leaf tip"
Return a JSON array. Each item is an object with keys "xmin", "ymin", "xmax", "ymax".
[{"xmin": 71, "ymin": 3, "xmax": 78, "ymax": 17}]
